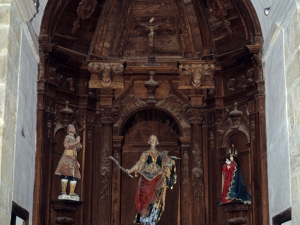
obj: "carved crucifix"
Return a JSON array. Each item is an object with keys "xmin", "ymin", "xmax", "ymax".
[{"xmin": 140, "ymin": 17, "xmax": 161, "ymax": 56}]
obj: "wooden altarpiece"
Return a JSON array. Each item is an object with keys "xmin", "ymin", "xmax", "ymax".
[{"xmin": 34, "ymin": 45, "xmax": 268, "ymax": 225}]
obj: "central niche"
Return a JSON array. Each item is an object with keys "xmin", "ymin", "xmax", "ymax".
[{"xmin": 120, "ymin": 115, "xmax": 181, "ymax": 225}]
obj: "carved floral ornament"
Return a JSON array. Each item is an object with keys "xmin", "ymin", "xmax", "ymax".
[
  {"xmin": 178, "ymin": 63, "xmax": 215, "ymax": 89},
  {"xmin": 88, "ymin": 62, "xmax": 125, "ymax": 89}
]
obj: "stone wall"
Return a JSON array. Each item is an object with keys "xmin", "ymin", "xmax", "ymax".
[
  {"xmin": 0, "ymin": 0, "xmax": 38, "ymax": 224},
  {"xmin": 251, "ymin": 0, "xmax": 298, "ymax": 224}
]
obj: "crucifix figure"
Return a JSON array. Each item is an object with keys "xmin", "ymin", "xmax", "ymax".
[{"xmin": 140, "ymin": 17, "xmax": 161, "ymax": 56}]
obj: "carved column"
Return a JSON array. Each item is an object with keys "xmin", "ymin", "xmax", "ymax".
[
  {"xmin": 111, "ymin": 136, "xmax": 124, "ymax": 225},
  {"xmin": 179, "ymin": 137, "xmax": 192, "ymax": 224},
  {"xmin": 97, "ymin": 106, "xmax": 119, "ymax": 224},
  {"xmin": 186, "ymin": 108, "xmax": 206, "ymax": 224}
]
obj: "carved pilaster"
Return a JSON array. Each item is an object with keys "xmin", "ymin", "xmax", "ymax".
[
  {"xmin": 179, "ymin": 137, "xmax": 192, "ymax": 224},
  {"xmin": 186, "ymin": 107, "xmax": 206, "ymax": 223},
  {"xmin": 111, "ymin": 136, "xmax": 123, "ymax": 225}
]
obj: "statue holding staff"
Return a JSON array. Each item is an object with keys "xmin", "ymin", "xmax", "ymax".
[{"xmin": 110, "ymin": 135, "xmax": 179, "ymax": 224}]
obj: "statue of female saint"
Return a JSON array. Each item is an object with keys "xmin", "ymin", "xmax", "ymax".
[
  {"xmin": 218, "ymin": 144, "xmax": 252, "ymax": 206},
  {"xmin": 126, "ymin": 135, "xmax": 177, "ymax": 224}
]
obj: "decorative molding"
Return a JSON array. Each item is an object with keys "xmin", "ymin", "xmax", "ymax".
[
  {"xmin": 192, "ymin": 144, "xmax": 203, "ymax": 201},
  {"xmin": 207, "ymin": 0, "xmax": 227, "ymax": 18},
  {"xmin": 88, "ymin": 62, "xmax": 125, "ymax": 89},
  {"xmin": 217, "ymin": 102, "xmax": 250, "ymax": 144},
  {"xmin": 186, "ymin": 108, "xmax": 205, "ymax": 124},
  {"xmin": 98, "ymin": 106, "xmax": 119, "ymax": 124},
  {"xmin": 178, "ymin": 63, "xmax": 215, "ymax": 89},
  {"xmin": 100, "ymin": 144, "xmax": 110, "ymax": 200},
  {"xmin": 71, "ymin": 0, "xmax": 97, "ymax": 34},
  {"xmin": 51, "ymin": 200, "xmax": 83, "ymax": 224},
  {"xmin": 157, "ymin": 94, "xmax": 188, "ymax": 121}
]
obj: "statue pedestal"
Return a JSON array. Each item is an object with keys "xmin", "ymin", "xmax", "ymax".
[
  {"xmin": 223, "ymin": 203, "xmax": 251, "ymax": 225},
  {"xmin": 51, "ymin": 199, "xmax": 83, "ymax": 224},
  {"xmin": 143, "ymin": 56, "xmax": 161, "ymax": 66},
  {"xmin": 58, "ymin": 194, "xmax": 80, "ymax": 201}
]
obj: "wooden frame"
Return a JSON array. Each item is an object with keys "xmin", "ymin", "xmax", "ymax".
[
  {"xmin": 272, "ymin": 207, "xmax": 291, "ymax": 225},
  {"xmin": 11, "ymin": 201, "xmax": 29, "ymax": 225}
]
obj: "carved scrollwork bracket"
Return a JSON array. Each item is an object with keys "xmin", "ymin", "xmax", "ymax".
[
  {"xmin": 178, "ymin": 62, "xmax": 215, "ymax": 90},
  {"xmin": 98, "ymin": 106, "xmax": 119, "ymax": 124},
  {"xmin": 88, "ymin": 62, "xmax": 125, "ymax": 89},
  {"xmin": 186, "ymin": 108, "xmax": 206, "ymax": 124}
]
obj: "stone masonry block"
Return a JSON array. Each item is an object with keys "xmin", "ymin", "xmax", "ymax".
[
  {"xmin": 0, "ymin": 26, "xmax": 8, "ymax": 50},
  {"xmin": 0, "ymin": 53, "xmax": 7, "ymax": 82},
  {"xmin": 0, "ymin": 4, "xmax": 10, "ymax": 25}
]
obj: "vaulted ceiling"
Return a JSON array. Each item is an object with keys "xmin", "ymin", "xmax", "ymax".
[{"xmin": 39, "ymin": 0, "xmax": 262, "ymax": 69}]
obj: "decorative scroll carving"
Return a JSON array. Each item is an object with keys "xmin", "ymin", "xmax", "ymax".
[
  {"xmin": 178, "ymin": 63, "xmax": 215, "ymax": 89},
  {"xmin": 192, "ymin": 144, "xmax": 203, "ymax": 201},
  {"xmin": 98, "ymin": 106, "xmax": 119, "ymax": 123},
  {"xmin": 112, "ymin": 150, "xmax": 120, "ymax": 202},
  {"xmin": 228, "ymin": 69, "xmax": 255, "ymax": 92},
  {"xmin": 100, "ymin": 144, "xmax": 110, "ymax": 200},
  {"xmin": 186, "ymin": 108, "xmax": 206, "ymax": 124},
  {"xmin": 209, "ymin": 131, "xmax": 215, "ymax": 150},
  {"xmin": 224, "ymin": 203, "xmax": 251, "ymax": 225},
  {"xmin": 88, "ymin": 62, "xmax": 124, "ymax": 89},
  {"xmin": 51, "ymin": 200, "xmax": 83, "ymax": 224},
  {"xmin": 207, "ymin": 0, "xmax": 227, "ymax": 18},
  {"xmin": 217, "ymin": 102, "xmax": 250, "ymax": 144},
  {"xmin": 182, "ymin": 150, "xmax": 189, "ymax": 197},
  {"xmin": 60, "ymin": 101, "xmax": 74, "ymax": 126},
  {"xmin": 116, "ymin": 94, "xmax": 146, "ymax": 124},
  {"xmin": 156, "ymin": 94, "xmax": 188, "ymax": 120},
  {"xmin": 71, "ymin": 0, "xmax": 97, "ymax": 35},
  {"xmin": 229, "ymin": 102, "xmax": 243, "ymax": 129},
  {"xmin": 207, "ymin": 0, "xmax": 232, "ymax": 35}
]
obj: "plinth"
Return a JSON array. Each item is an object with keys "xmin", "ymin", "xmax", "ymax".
[{"xmin": 51, "ymin": 199, "xmax": 83, "ymax": 224}]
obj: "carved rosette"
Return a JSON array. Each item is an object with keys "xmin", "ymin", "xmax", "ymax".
[
  {"xmin": 186, "ymin": 108, "xmax": 205, "ymax": 124},
  {"xmin": 88, "ymin": 62, "xmax": 125, "ymax": 89},
  {"xmin": 178, "ymin": 63, "xmax": 215, "ymax": 89},
  {"xmin": 98, "ymin": 107, "xmax": 119, "ymax": 124}
]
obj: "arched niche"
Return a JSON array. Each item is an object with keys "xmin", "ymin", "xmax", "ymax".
[{"xmin": 119, "ymin": 108, "xmax": 182, "ymax": 225}]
